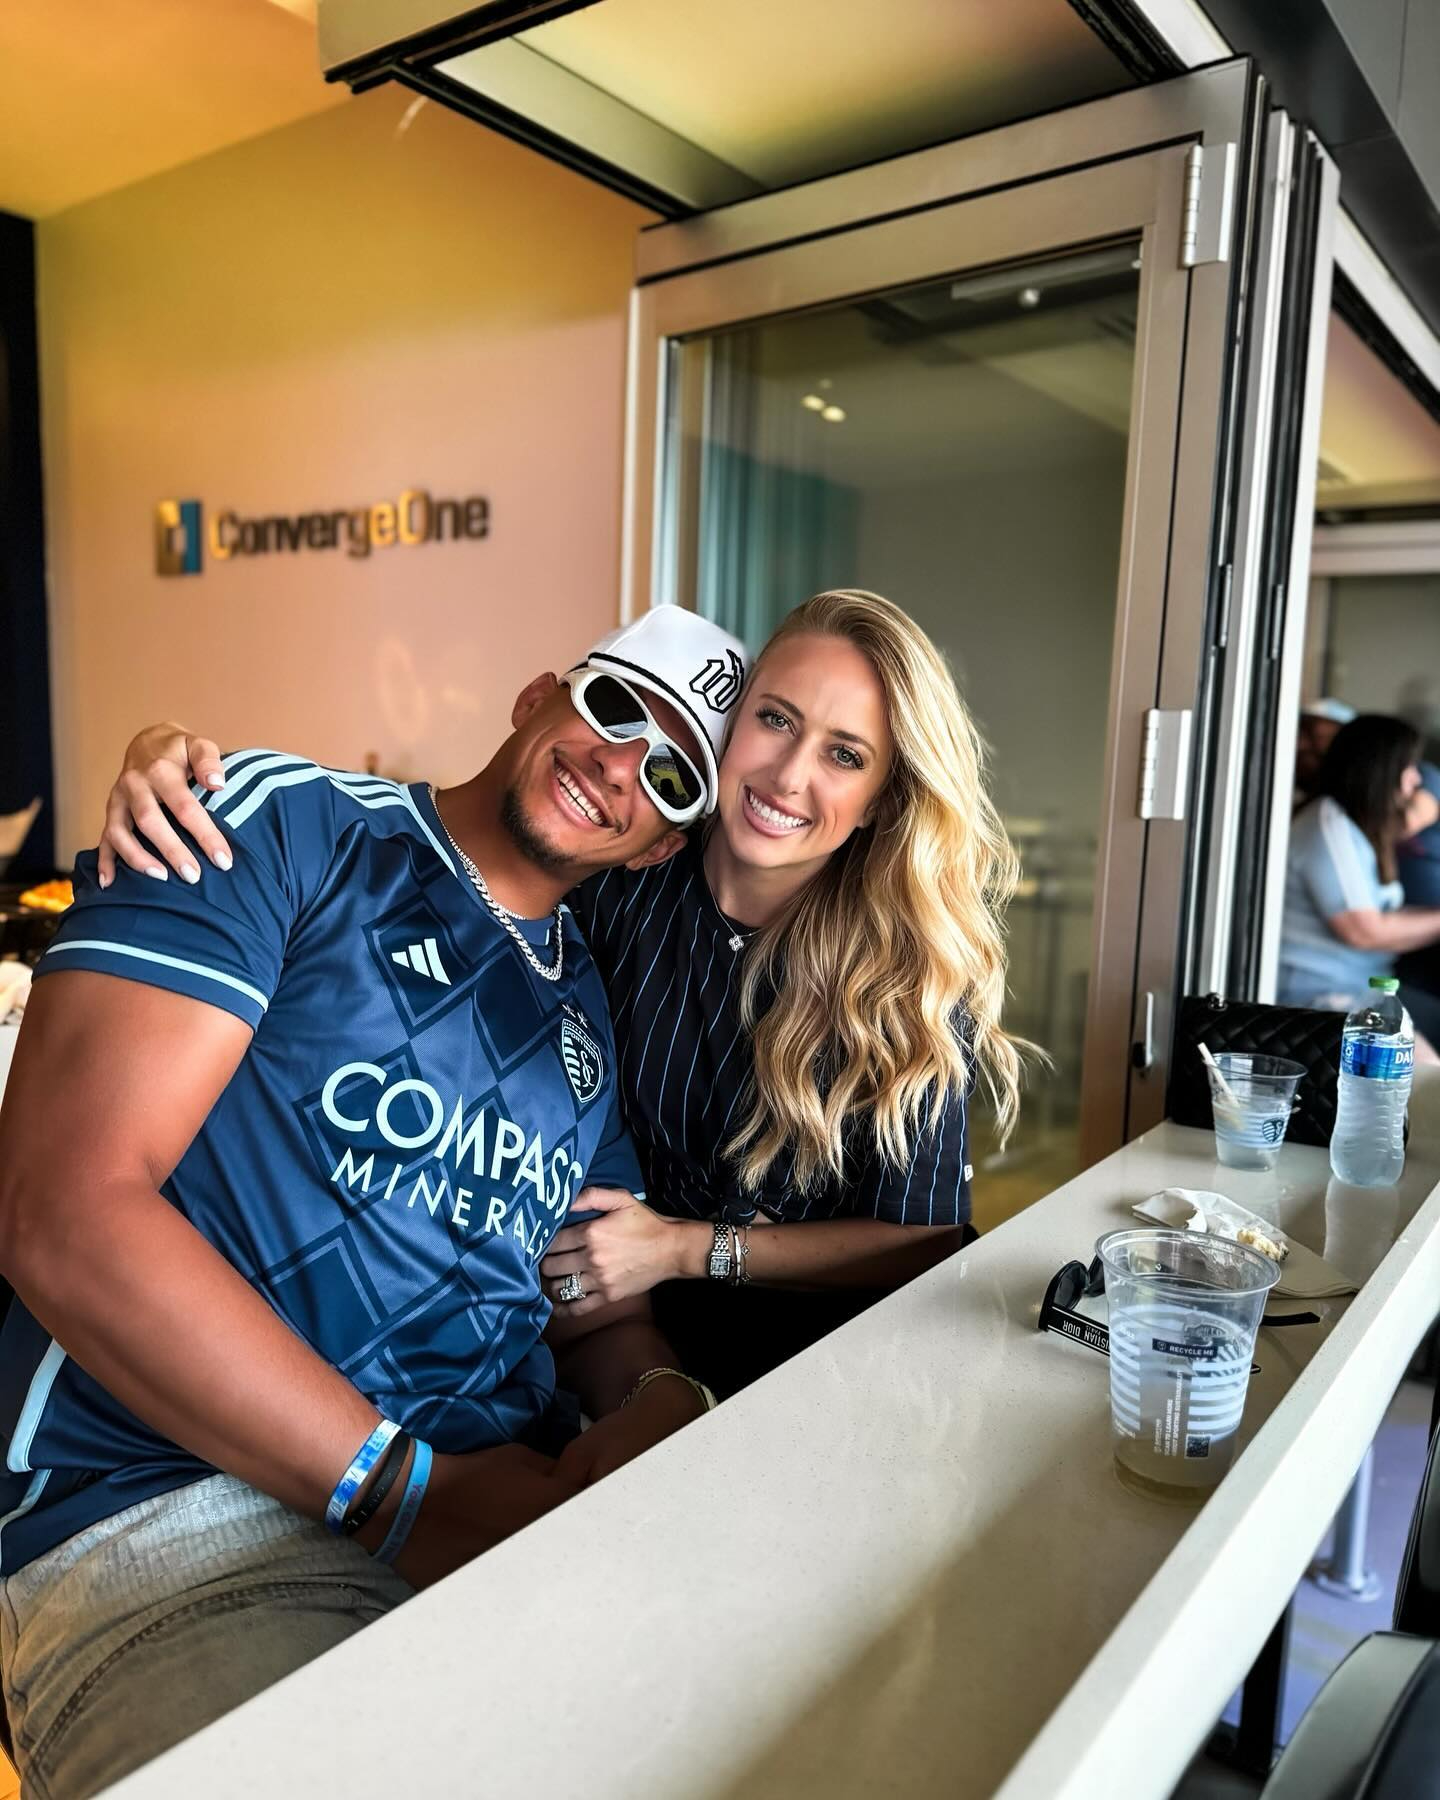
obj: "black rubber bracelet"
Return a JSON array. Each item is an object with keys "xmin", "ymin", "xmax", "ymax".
[{"xmin": 343, "ymin": 1430, "xmax": 411, "ymax": 1536}]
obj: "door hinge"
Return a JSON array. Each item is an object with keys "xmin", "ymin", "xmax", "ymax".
[
  {"xmin": 1180, "ymin": 142, "xmax": 1237, "ymax": 268},
  {"xmin": 1266, "ymin": 580, "xmax": 1288, "ymax": 660},
  {"xmin": 1214, "ymin": 561, "xmax": 1234, "ymax": 650},
  {"xmin": 1138, "ymin": 708, "xmax": 1193, "ymax": 821}
]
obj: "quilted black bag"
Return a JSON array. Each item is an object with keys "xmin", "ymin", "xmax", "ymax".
[{"xmin": 1167, "ymin": 994, "xmax": 1345, "ymax": 1148}]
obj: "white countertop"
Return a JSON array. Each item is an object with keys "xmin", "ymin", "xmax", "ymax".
[{"xmin": 110, "ymin": 1082, "xmax": 1440, "ymax": 1800}]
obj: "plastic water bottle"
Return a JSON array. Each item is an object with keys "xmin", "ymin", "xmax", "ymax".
[{"xmin": 1330, "ymin": 976, "xmax": 1413, "ymax": 1187}]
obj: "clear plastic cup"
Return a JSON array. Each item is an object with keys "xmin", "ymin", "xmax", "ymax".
[
  {"xmin": 1203, "ymin": 1052, "xmax": 1304, "ymax": 1171},
  {"xmin": 1098, "ymin": 1227, "xmax": 1280, "ymax": 1503}
]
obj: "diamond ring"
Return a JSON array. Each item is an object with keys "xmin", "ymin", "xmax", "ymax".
[{"xmin": 557, "ymin": 1272, "xmax": 585, "ymax": 1303}]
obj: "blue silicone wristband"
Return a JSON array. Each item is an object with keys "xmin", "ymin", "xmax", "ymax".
[
  {"xmin": 375, "ymin": 1439, "xmax": 432, "ymax": 1565},
  {"xmin": 325, "ymin": 1420, "xmax": 400, "ymax": 1534}
]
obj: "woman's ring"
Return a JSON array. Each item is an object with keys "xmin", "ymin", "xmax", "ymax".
[{"xmin": 557, "ymin": 1273, "xmax": 585, "ymax": 1303}]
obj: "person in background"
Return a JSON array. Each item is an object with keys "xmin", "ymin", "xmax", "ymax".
[
  {"xmin": 0, "ymin": 607, "xmax": 741, "ymax": 1797},
  {"xmin": 1279, "ymin": 713, "xmax": 1440, "ymax": 1056},
  {"xmin": 1293, "ymin": 696, "xmax": 1356, "ymax": 804},
  {"xmin": 1394, "ymin": 758, "xmax": 1440, "ymax": 998},
  {"xmin": 1396, "ymin": 760, "xmax": 1440, "ymax": 906},
  {"xmin": 96, "ymin": 591, "xmax": 1028, "ymax": 1400}
]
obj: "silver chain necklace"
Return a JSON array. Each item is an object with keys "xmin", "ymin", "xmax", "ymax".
[{"xmin": 429, "ymin": 787, "xmax": 564, "ymax": 983}]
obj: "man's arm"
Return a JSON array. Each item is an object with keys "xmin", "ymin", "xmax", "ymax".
[
  {"xmin": 0, "ymin": 971, "xmax": 573, "ymax": 1576},
  {"xmin": 547, "ymin": 1294, "xmax": 706, "ymax": 1486},
  {"xmin": 548, "ymin": 1291, "xmax": 686, "ymax": 1417},
  {"xmin": 0, "ymin": 971, "xmax": 383, "ymax": 1516}
]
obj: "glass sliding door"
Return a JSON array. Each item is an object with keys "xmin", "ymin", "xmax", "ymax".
[
  {"xmin": 624, "ymin": 65, "xmax": 1276, "ymax": 1217},
  {"xmin": 676, "ymin": 248, "xmax": 1138, "ymax": 1210}
]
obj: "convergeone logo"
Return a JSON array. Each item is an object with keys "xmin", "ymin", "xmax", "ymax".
[
  {"xmin": 153, "ymin": 487, "xmax": 489, "ymax": 576},
  {"xmin": 155, "ymin": 499, "xmax": 204, "ymax": 576}
]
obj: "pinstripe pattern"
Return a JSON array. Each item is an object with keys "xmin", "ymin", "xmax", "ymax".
[{"xmin": 570, "ymin": 839, "xmax": 971, "ymax": 1226}]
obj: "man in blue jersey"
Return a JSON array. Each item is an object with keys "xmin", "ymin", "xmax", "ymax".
[{"xmin": 0, "ymin": 606, "xmax": 746, "ymax": 1798}]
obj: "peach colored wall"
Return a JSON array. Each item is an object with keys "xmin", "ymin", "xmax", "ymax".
[{"xmin": 38, "ymin": 88, "xmax": 647, "ymax": 861}]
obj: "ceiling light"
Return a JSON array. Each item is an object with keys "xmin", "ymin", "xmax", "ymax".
[
  {"xmin": 821, "ymin": 405, "xmax": 846, "ymax": 423},
  {"xmin": 801, "ymin": 394, "xmax": 826, "ymax": 411}
]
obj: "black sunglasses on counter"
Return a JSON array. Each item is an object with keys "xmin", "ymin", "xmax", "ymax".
[{"xmin": 1037, "ymin": 1258, "xmax": 1318, "ymax": 1364}]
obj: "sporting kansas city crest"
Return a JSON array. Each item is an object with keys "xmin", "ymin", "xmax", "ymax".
[
  {"xmin": 560, "ymin": 1007, "xmax": 605, "ymax": 1104},
  {"xmin": 689, "ymin": 650, "xmax": 744, "ymax": 713}
]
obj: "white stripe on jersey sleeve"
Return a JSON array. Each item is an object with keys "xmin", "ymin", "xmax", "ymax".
[
  {"xmin": 208, "ymin": 763, "xmax": 457, "ymax": 877},
  {"xmin": 187, "ymin": 746, "xmax": 288, "ymax": 803},
  {"xmin": 46, "ymin": 940, "xmax": 271, "ymax": 1012},
  {"xmin": 202, "ymin": 750, "xmax": 312, "ymax": 811},
  {"xmin": 7, "ymin": 1338, "xmax": 67, "ymax": 1474},
  {"xmin": 328, "ymin": 770, "xmax": 457, "ymax": 875},
  {"xmin": 207, "ymin": 754, "xmax": 397, "ymax": 818}
]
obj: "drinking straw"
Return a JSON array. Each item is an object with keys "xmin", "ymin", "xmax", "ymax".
[{"xmin": 1198, "ymin": 1042, "xmax": 1242, "ymax": 1108}]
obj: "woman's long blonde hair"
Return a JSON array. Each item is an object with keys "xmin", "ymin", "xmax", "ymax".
[{"xmin": 726, "ymin": 589, "xmax": 1026, "ymax": 1194}]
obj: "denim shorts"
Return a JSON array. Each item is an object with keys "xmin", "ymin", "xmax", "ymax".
[{"xmin": 0, "ymin": 1473, "xmax": 412, "ymax": 1799}]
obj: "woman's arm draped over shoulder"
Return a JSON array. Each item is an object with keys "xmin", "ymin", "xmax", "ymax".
[{"xmin": 97, "ymin": 723, "xmax": 235, "ymax": 887}]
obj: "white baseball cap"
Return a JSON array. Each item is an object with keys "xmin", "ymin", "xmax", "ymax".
[
  {"xmin": 575, "ymin": 608, "xmax": 749, "ymax": 808},
  {"xmin": 1302, "ymin": 697, "xmax": 1357, "ymax": 725}
]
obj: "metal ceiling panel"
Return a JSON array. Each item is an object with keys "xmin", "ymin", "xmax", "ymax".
[{"xmin": 320, "ymin": 0, "xmax": 1134, "ymax": 212}]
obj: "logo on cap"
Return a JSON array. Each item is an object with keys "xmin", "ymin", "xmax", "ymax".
[{"xmin": 689, "ymin": 651, "xmax": 744, "ymax": 714}]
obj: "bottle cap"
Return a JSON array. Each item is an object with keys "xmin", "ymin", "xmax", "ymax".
[{"xmin": 1369, "ymin": 976, "xmax": 1400, "ymax": 992}]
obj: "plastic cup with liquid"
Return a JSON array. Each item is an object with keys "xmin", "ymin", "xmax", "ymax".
[
  {"xmin": 1203, "ymin": 1053, "xmax": 1304, "ymax": 1171},
  {"xmin": 1098, "ymin": 1226, "xmax": 1280, "ymax": 1503}
]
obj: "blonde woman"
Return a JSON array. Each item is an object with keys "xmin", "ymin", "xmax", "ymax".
[{"xmin": 96, "ymin": 592, "xmax": 1025, "ymax": 1395}]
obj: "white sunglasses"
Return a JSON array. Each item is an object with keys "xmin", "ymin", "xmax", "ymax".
[{"xmin": 560, "ymin": 668, "xmax": 710, "ymax": 824}]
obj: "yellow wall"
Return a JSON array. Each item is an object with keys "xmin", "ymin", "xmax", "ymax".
[{"xmin": 38, "ymin": 88, "xmax": 647, "ymax": 861}]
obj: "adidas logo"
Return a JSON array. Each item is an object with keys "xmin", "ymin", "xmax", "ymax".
[{"xmin": 391, "ymin": 938, "xmax": 451, "ymax": 985}]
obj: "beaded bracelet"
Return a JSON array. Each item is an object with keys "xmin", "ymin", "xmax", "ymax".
[{"xmin": 325, "ymin": 1419, "xmax": 400, "ymax": 1534}]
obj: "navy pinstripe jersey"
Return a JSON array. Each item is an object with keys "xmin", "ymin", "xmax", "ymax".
[
  {"xmin": 570, "ymin": 837, "xmax": 972, "ymax": 1226},
  {"xmin": 0, "ymin": 752, "xmax": 640, "ymax": 1575}
]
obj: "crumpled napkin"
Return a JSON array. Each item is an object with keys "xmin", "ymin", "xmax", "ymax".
[{"xmin": 1133, "ymin": 1187, "xmax": 1358, "ymax": 1299}]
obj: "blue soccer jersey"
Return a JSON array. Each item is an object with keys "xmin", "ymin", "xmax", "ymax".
[{"xmin": 0, "ymin": 752, "xmax": 641, "ymax": 1574}]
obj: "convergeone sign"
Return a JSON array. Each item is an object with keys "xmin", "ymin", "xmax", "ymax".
[{"xmin": 155, "ymin": 489, "xmax": 489, "ymax": 576}]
